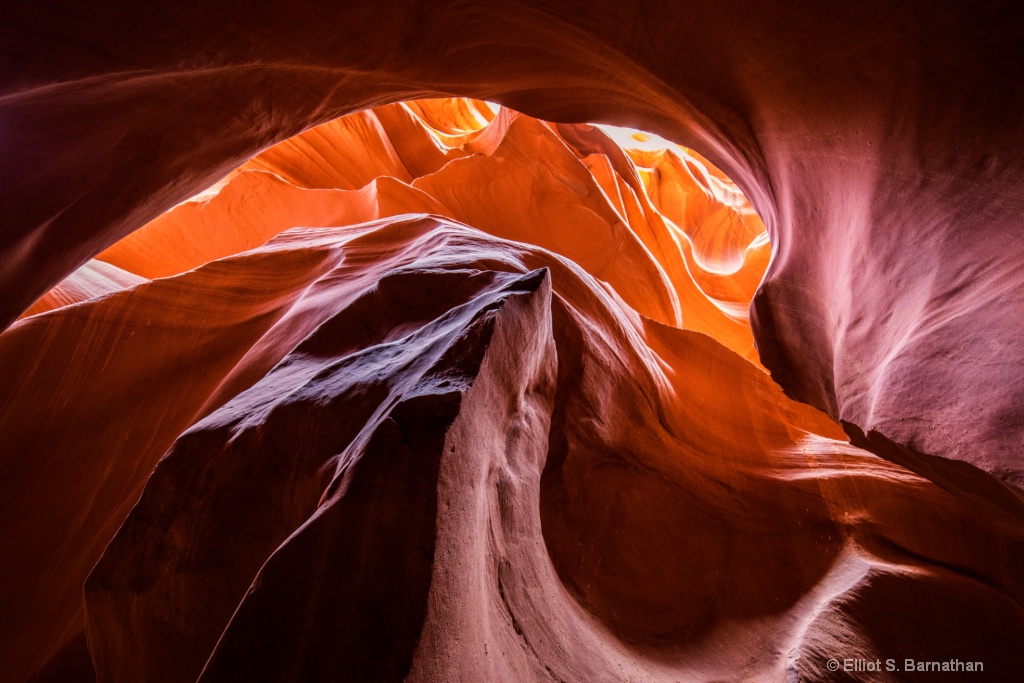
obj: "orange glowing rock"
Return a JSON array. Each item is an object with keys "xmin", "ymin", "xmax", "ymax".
[
  {"xmin": 3, "ymin": 98, "xmax": 1022, "ymax": 683},
  {"xmin": 20, "ymin": 260, "xmax": 146, "ymax": 317},
  {"xmin": 92, "ymin": 100, "xmax": 770, "ymax": 360}
]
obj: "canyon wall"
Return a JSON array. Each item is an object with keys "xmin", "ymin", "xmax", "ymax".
[
  {"xmin": 4, "ymin": 1, "xmax": 1022, "ymax": 483},
  {"xmin": 2, "ymin": 1, "xmax": 1023, "ymax": 680}
]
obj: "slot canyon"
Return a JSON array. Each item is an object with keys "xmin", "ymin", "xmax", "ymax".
[{"xmin": 1, "ymin": 3, "xmax": 1022, "ymax": 682}]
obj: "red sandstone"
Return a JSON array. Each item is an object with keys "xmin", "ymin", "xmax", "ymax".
[{"xmin": 2, "ymin": 4, "xmax": 1023, "ymax": 681}]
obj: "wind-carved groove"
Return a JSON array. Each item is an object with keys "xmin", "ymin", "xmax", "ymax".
[{"xmin": 3, "ymin": 93, "xmax": 1023, "ymax": 683}]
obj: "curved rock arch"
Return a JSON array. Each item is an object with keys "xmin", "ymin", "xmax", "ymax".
[
  {"xmin": 2, "ymin": 2, "xmax": 1023, "ymax": 681},
  {"xmin": 5, "ymin": 1, "xmax": 1022, "ymax": 484}
]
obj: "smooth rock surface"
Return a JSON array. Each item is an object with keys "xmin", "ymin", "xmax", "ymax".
[
  {"xmin": 3, "ymin": 6, "xmax": 1023, "ymax": 672},
  {"xmin": 3, "ymin": 2, "xmax": 1022, "ymax": 487}
]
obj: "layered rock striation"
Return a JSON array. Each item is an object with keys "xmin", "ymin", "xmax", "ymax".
[{"xmin": 2, "ymin": 97, "xmax": 1022, "ymax": 681}]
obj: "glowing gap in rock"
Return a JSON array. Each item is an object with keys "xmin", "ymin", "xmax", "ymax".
[
  {"xmin": 591, "ymin": 124, "xmax": 678, "ymax": 153},
  {"xmin": 24, "ymin": 98, "xmax": 771, "ymax": 369}
]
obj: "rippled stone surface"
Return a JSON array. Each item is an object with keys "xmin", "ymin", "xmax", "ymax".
[
  {"xmin": 2, "ymin": 97, "xmax": 1021, "ymax": 682},
  {"xmin": 3, "ymin": 4, "xmax": 1024, "ymax": 678}
]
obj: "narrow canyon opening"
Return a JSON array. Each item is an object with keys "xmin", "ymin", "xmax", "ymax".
[{"xmin": 24, "ymin": 97, "xmax": 772, "ymax": 368}]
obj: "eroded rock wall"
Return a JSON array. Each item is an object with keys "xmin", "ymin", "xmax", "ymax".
[
  {"xmin": 3, "ymin": 1, "xmax": 1023, "ymax": 677},
  {"xmin": 2, "ymin": 98, "xmax": 1022, "ymax": 682}
]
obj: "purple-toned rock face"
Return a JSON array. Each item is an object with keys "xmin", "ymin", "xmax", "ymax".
[{"xmin": 1, "ymin": 4, "xmax": 1022, "ymax": 681}]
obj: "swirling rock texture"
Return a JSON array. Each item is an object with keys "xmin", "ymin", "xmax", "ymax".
[{"xmin": 2, "ymin": 2, "xmax": 1023, "ymax": 682}]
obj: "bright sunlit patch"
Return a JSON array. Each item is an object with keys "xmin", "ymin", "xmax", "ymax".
[
  {"xmin": 595, "ymin": 123, "xmax": 755, "ymax": 214},
  {"xmin": 464, "ymin": 101, "xmax": 494, "ymax": 129},
  {"xmin": 171, "ymin": 170, "xmax": 239, "ymax": 208},
  {"xmin": 592, "ymin": 123, "xmax": 678, "ymax": 153}
]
